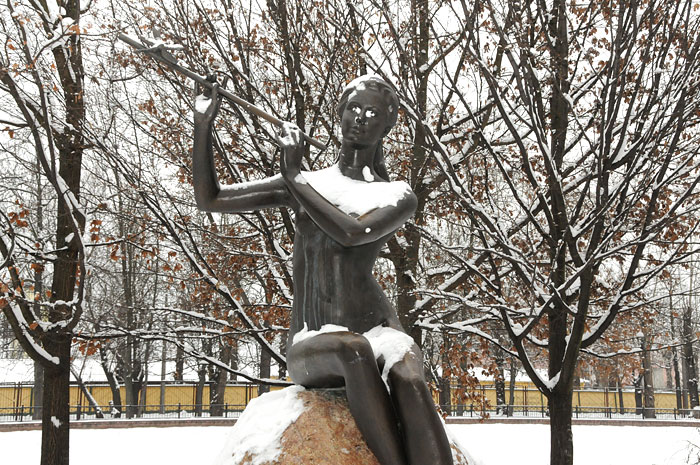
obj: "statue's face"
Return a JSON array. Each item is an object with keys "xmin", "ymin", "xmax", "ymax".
[{"xmin": 341, "ymin": 89, "xmax": 389, "ymax": 148}]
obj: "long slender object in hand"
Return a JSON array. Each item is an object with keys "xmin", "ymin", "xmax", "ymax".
[{"xmin": 117, "ymin": 33, "xmax": 327, "ymax": 151}]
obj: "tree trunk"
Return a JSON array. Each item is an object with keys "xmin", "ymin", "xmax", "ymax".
[
  {"xmin": 671, "ymin": 312, "xmax": 684, "ymax": 410},
  {"xmin": 195, "ymin": 364, "xmax": 206, "ymax": 416},
  {"xmin": 258, "ymin": 348, "xmax": 271, "ymax": 396},
  {"xmin": 210, "ymin": 344, "xmax": 231, "ymax": 417},
  {"xmin": 33, "ymin": 361, "xmax": 44, "ymax": 420},
  {"xmin": 71, "ymin": 368, "xmax": 103, "ymax": 419},
  {"xmin": 40, "ymin": 335, "xmax": 71, "ymax": 465},
  {"xmin": 390, "ymin": 0, "xmax": 430, "ymax": 348},
  {"xmin": 123, "ymin": 341, "xmax": 141, "ymax": 419},
  {"xmin": 138, "ymin": 366, "xmax": 148, "ymax": 417},
  {"xmin": 548, "ymin": 389, "xmax": 574, "ymax": 465},
  {"xmin": 617, "ymin": 380, "xmax": 624, "ymax": 414},
  {"xmin": 682, "ymin": 348, "xmax": 690, "ymax": 410},
  {"xmin": 278, "ymin": 336, "xmax": 287, "ymax": 380},
  {"xmin": 174, "ymin": 339, "xmax": 184, "ymax": 381},
  {"xmin": 438, "ymin": 377, "xmax": 452, "ymax": 416},
  {"xmin": 641, "ymin": 334, "xmax": 656, "ymax": 418},
  {"xmin": 43, "ymin": 117, "xmax": 84, "ymax": 463},
  {"xmin": 664, "ymin": 351, "xmax": 673, "ymax": 390},
  {"xmin": 160, "ymin": 342, "xmax": 167, "ymax": 414},
  {"xmin": 229, "ymin": 338, "xmax": 238, "ymax": 382},
  {"xmin": 507, "ymin": 357, "xmax": 517, "ymax": 416},
  {"xmin": 99, "ymin": 348, "xmax": 121, "ymax": 417},
  {"xmin": 138, "ymin": 341, "xmax": 150, "ymax": 416},
  {"xmin": 683, "ymin": 307, "xmax": 699, "ymax": 408},
  {"xmin": 494, "ymin": 352, "xmax": 506, "ymax": 415},
  {"xmin": 32, "ymin": 147, "xmax": 45, "ymax": 422},
  {"xmin": 634, "ymin": 374, "xmax": 643, "ymax": 415}
]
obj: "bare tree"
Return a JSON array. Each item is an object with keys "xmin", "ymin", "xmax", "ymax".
[
  {"xmin": 0, "ymin": 1, "xmax": 89, "ymax": 463},
  {"xmin": 415, "ymin": 0, "xmax": 700, "ymax": 463}
]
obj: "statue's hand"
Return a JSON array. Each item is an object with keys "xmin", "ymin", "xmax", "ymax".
[
  {"xmin": 277, "ymin": 122, "xmax": 305, "ymax": 174},
  {"xmin": 194, "ymin": 75, "xmax": 221, "ymax": 126}
]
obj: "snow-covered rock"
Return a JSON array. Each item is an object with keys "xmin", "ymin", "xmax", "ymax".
[{"xmin": 214, "ymin": 386, "xmax": 472, "ymax": 465}]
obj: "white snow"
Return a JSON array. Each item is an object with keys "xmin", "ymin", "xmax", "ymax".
[
  {"xmin": 458, "ymin": 423, "xmax": 698, "ymax": 465},
  {"xmin": 293, "ymin": 173, "xmax": 308, "ymax": 185},
  {"xmin": 0, "ymin": 357, "xmax": 220, "ymax": 383},
  {"xmin": 291, "ymin": 324, "xmax": 415, "ymax": 388},
  {"xmin": 544, "ymin": 372, "xmax": 561, "ymax": 391},
  {"xmin": 0, "ymin": 422, "xmax": 696, "ymax": 465},
  {"xmin": 302, "ymin": 164, "xmax": 412, "ymax": 216},
  {"xmin": 362, "ymin": 165, "xmax": 375, "ymax": 182},
  {"xmin": 226, "ymin": 174, "xmax": 283, "ymax": 191},
  {"xmin": 194, "ymin": 94, "xmax": 212, "ymax": 113},
  {"xmin": 362, "ymin": 325, "xmax": 415, "ymax": 388},
  {"xmin": 50, "ymin": 416, "xmax": 61, "ymax": 428},
  {"xmin": 8, "ymin": 302, "xmax": 59, "ymax": 365},
  {"xmin": 45, "ymin": 0, "xmax": 61, "ymax": 22},
  {"xmin": 212, "ymin": 385, "xmax": 306, "ymax": 465},
  {"xmin": 344, "ymin": 73, "xmax": 380, "ymax": 100},
  {"xmin": 292, "ymin": 323, "xmax": 349, "ymax": 345},
  {"xmin": 278, "ymin": 122, "xmax": 301, "ymax": 146}
]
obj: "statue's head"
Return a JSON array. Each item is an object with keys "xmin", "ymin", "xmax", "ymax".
[
  {"xmin": 337, "ymin": 75, "xmax": 399, "ymax": 139},
  {"xmin": 337, "ymin": 75, "xmax": 399, "ymax": 181}
]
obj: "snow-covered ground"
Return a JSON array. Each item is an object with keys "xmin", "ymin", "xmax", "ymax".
[{"xmin": 1, "ymin": 422, "xmax": 698, "ymax": 465}]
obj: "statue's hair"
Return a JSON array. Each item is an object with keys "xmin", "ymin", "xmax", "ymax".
[{"xmin": 337, "ymin": 75, "xmax": 399, "ymax": 181}]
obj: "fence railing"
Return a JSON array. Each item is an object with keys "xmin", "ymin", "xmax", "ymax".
[
  {"xmin": 3, "ymin": 402, "xmax": 699, "ymax": 423},
  {"xmin": 439, "ymin": 403, "xmax": 700, "ymax": 420},
  {"xmin": 2, "ymin": 381, "xmax": 699, "ymax": 423},
  {"xmin": 0, "ymin": 402, "xmax": 249, "ymax": 423}
]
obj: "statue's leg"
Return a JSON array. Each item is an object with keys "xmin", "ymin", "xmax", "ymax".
[
  {"xmin": 288, "ymin": 332, "xmax": 407, "ymax": 465},
  {"xmin": 387, "ymin": 346, "xmax": 454, "ymax": 465}
]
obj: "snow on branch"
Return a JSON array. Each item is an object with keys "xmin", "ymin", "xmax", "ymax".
[
  {"xmin": 136, "ymin": 189, "xmax": 286, "ymax": 366},
  {"xmin": 5, "ymin": 301, "xmax": 59, "ymax": 365}
]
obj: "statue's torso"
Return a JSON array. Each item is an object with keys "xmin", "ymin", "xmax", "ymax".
[{"xmin": 288, "ymin": 207, "xmax": 400, "ymax": 343}]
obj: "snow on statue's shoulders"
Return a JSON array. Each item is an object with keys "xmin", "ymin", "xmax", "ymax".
[
  {"xmin": 213, "ymin": 385, "xmax": 306, "ymax": 465},
  {"xmin": 302, "ymin": 164, "xmax": 412, "ymax": 216}
]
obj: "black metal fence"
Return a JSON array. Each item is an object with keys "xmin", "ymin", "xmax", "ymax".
[
  {"xmin": 439, "ymin": 403, "xmax": 700, "ymax": 420},
  {"xmin": 2, "ymin": 381, "xmax": 698, "ymax": 423},
  {"xmin": 0, "ymin": 402, "xmax": 249, "ymax": 423}
]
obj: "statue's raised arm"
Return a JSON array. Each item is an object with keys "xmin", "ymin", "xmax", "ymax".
[{"xmin": 192, "ymin": 81, "xmax": 289, "ymax": 213}]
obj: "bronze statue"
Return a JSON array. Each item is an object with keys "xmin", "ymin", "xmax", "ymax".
[{"xmin": 193, "ymin": 75, "xmax": 453, "ymax": 465}]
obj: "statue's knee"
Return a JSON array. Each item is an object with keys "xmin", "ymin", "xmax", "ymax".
[
  {"xmin": 391, "ymin": 362, "xmax": 425, "ymax": 392},
  {"xmin": 338, "ymin": 333, "xmax": 374, "ymax": 366}
]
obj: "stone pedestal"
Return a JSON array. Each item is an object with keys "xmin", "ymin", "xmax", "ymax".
[{"xmin": 215, "ymin": 386, "xmax": 473, "ymax": 465}]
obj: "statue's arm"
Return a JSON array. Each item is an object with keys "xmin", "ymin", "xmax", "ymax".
[
  {"xmin": 193, "ymin": 87, "xmax": 290, "ymax": 213},
  {"xmin": 277, "ymin": 126, "xmax": 417, "ymax": 247}
]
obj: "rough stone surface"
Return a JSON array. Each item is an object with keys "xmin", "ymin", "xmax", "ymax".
[{"xmin": 229, "ymin": 388, "xmax": 472, "ymax": 465}]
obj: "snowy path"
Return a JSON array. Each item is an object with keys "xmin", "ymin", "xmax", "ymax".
[
  {"xmin": 450, "ymin": 424, "xmax": 699, "ymax": 465},
  {"xmin": 1, "ymin": 423, "xmax": 698, "ymax": 464}
]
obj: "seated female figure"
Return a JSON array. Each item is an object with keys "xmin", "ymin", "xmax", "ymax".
[{"xmin": 193, "ymin": 75, "xmax": 453, "ymax": 465}]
